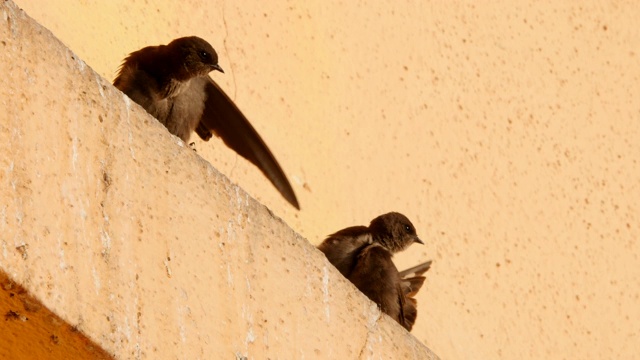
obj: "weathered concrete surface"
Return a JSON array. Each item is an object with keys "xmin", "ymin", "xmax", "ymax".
[{"xmin": 0, "ymin": 2, "xmax": 438, "ymax": 359}]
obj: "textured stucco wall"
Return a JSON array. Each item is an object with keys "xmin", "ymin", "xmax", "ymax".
[
  {"xmin": 4, "ymin": 0, "xmax": 640, "ymax": 359},
  {"xmin": 0, "ymin": 2, "xmax": 437, "ymax": 359}
]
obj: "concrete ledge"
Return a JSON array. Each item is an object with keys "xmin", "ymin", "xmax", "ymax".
[{"xmin": 0, "ymin": 1, "xmax": 438, "ymax": 358}]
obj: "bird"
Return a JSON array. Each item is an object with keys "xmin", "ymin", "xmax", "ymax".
[
  {"xmin": 113, "ymin": 36, "xmax": 299, "ymax": 209},
  {"xmin": 317, "ymin": 212, "xmax": 430, "ymax": 331}
]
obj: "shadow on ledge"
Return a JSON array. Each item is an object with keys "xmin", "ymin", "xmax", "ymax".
[{"xmin": 0, "ymin": 270, "xmax": 113, "ymax": 360}]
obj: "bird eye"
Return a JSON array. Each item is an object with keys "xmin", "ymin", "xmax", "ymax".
[
  {"xmin": 198, "ymin": 50, "xmax": 210, "ymax": 61},
  {"xmin": 404, "ymin": 224, "xmax": 412, "ymax": 233}
]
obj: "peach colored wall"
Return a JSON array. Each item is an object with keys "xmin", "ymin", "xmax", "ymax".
[{"xmin": 6, "ymin": 0, "xmax": 640, "ymax": 359}]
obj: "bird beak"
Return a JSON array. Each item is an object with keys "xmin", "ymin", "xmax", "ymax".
[
  {"xmin": 414, "ymin": 237, "xmax": 424, "ymax": 245},
  {"xmin": 212, "ymin": 64, "xmax": 224, "ymax": 73}
]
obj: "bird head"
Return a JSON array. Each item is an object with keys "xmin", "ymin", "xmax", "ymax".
[
  {"xmin": 169, "ymin": 36, "xmax": 224, "ymax": 79},
  {"xmin": 369, "ymin": 212, "xmax": 424, "ymax": 253}
]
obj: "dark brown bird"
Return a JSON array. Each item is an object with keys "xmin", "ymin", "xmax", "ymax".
[
  {"xmin": 317, "ymin": 212, "xmax": 430, "ymax": 331},
  {"xmin": 113, "ymin": 36, "xmax": 299, "ymax": 209}
]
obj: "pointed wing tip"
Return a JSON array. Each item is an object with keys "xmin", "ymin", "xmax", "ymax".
[
  {"xmin": 415, "ymin": 260, "xmax": 433, "ymax": 275},
  {"xmin": 271, "ymin": 177, "xmax": 299, "ymax": 210},
  {"xmin": 284, "ymin": 192, "xmax": 300, "ymax": 210}
]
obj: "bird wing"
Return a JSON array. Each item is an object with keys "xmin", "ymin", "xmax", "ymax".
[
  {"xmin": 317, "ymin": 228, "xmax": 372, "ymax": 277},
  {"xmin": 194, "ymin": 77, "xmax": 299, "ymax": 209},
  {"xmin": 399, "ymin": 287, "xmax": 418, "ymax": 331},
  {"xmin": 401, "ymin": 276, "xmax": 426, "ymax": 298},
  {"xmin": 398, "ymin": 260, "xmax": 432, "ymax": 297},
  {"xmin": 398, "ymin": 260, "xmax": 432, "ymax": 278},
  {"xmin": 349, "ymin": 245, "xmax": 409, "ymax": 328},
  {"xmin": 397, "ymin": 261, "xmax": 433, "ymax": 330}
]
